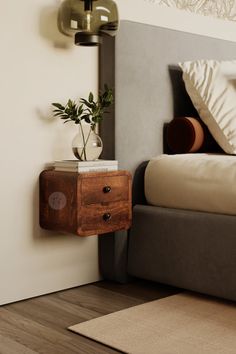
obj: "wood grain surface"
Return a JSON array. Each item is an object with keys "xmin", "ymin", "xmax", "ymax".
[
  {"xmin": 0, "ymin": 280, "xmax": 180, "ymax": 354},
  {"xmin": 39, "ymin": 170, "xmax": 132, "ymax": 237},
  {"xmin": 81, "ymin": 174, "xmax": 130, "ymax": 205}
]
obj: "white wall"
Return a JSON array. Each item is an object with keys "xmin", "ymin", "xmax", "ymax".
[
  {"xmin": 145, "ymin": 0, "xmax": 236, "ymax": 23},
  {"xmin": 1, "ymin": 0, "xmax": 236, "ymax": 305},
  {"xmin": 0, "ymin": 0, "xmax": 100, "ymax": 305},
  {"xmin": 117, "ymin": 0, "xmax": 236, "ymax": 42}
]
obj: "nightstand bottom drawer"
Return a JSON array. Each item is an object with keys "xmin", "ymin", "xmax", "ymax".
[{"xmin": 78, "ymin": 202, "xmax": 131, "ymax": 236}]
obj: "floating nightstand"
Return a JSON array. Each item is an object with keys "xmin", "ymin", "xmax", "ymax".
[{"xmin": 39, "ymin": 170, "xmax": 132, "ymax": 237}]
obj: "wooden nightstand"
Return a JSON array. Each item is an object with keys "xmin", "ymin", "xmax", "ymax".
[{"xmin": 39, "ymin": 170, "xmax": 132, "ymax": 237}]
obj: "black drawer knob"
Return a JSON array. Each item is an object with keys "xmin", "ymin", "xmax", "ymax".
[
  {"xmin": 103, "ymin": 213, "xmax": 111, "ymax": 222},
  {"xmin": 103, "ymin": 186, "xmax": 111, "ymax": 193}
]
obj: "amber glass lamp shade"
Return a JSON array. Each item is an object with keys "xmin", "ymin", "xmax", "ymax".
[{"xmin": 58, "ymin": 0, "xmax": 119, "ymax": 46}]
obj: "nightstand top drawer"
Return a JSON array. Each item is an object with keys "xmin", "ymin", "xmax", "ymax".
[{"xmin": 80, "ymin": 171, "xmax": 131, "ymax": 205}]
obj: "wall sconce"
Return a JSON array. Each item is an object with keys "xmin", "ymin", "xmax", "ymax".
[{"xmin": 58, "ymin": 0, "xmax": 119, "ymax": 46}]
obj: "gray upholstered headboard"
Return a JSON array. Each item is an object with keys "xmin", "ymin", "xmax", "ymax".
[
  {"xmin": 100, "ymin": 20, "xmax": 236, "ymax": 173},
  {"xmin": 99, "ymin": 21, "xmax": 236, "ymax": 282}
]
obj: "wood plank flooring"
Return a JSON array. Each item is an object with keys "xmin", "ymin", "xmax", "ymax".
[{"xmin": 0, "ymin": 280, "xmax": 180, "ymax": 354}]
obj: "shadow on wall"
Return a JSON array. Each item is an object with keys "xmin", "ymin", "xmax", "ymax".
[
  {"xmin": 33, "ymin": 6, "xmax": 84, "ymax": 242},
  {"xmin": 39, "ymin": 4, "xmax": 72, "ymax": 50},
  {"xmin": 168, "ymin": 65, "xmax": 199, "ymax": 118}
]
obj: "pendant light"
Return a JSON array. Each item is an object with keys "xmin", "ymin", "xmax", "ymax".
[{"xmin": 58, "ymin": 0, "xmax": 119, "ymax": 46}]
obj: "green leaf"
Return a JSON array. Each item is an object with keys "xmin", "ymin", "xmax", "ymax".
[
  {"xmin": 78, "ymin": 104, "xmax": 84, "ymax": 115},
  {"xmin": 81, "ymin": 114, "xmax": 90, "ymax": 121},
  {"xmin": 89, "ymin": 92, "xmax": 94, "ymax": 103},
  {"xmin": 85, "ymin": 116, "xmax": 91, "ymax": 124},
  {"xmin": 92, "ymin": 115, "xmax": 102, "ymax": 124},
  {"xmin": 52, "ymin": 103, "xmax": 65, "ymax": 110},
  {"xmin": 65, "ymin": 108, "xmax": 71, "ymax": 114},
  {"xmin": 53, "ymin": 109, "xmax": 63, "ymax": 113},
  {"xmin": 68, "ymin": 99, "xmax": 73, "ymax": 108},
  {"xmin": 80, "ymin": 98, "xmax": 88, "ymax": 104},
  {"xmin": 52, "ymin": 87, "xmax": 113, "ymax": 128},
  {"xmin": 80, "ymin": 98, "xmax": 94, "ymax": 109}
]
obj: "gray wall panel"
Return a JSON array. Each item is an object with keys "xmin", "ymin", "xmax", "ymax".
[{"xmin": 115, "ymin": 21, "xmax": 236, "ymax": 172}]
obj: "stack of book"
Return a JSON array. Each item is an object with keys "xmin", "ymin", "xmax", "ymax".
[{"xmin": 54, "ymin": 160, "xmax": 118, "ymax": 173}]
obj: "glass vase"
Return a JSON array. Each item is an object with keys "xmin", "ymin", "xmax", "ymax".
[{"xmin": 72, "ymin": 125, "xmax": 103, "ymax": 161}]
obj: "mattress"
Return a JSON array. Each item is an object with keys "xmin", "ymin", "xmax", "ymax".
[{"xmin": 145, "ymin": 153, "xmax": 236, "ymax": 215}]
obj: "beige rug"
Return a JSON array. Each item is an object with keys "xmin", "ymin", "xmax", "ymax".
[{"xmin": 69, "ymin": 292, "xmax": 236, "ymax": 354}]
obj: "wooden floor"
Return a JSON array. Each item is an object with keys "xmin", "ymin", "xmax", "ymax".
[{"xmin": 0, "ymin": 280, "xmax": 180, "ymax": 354}]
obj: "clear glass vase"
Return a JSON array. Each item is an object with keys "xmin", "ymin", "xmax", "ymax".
[{"xmin": 72, "ymin": 125, "xmax": 103, "ymax": 161}]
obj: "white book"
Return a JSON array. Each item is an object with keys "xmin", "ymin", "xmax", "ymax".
[
  {"xmin": 54, "ymin": 159, "xmax": 118, "ymax": 168},
  {"xmin": 54, "ymin": 164, "xmax": 118, "ymax": 173}
]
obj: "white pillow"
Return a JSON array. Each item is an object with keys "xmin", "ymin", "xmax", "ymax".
[{"xmin": 179, "ymin": 60, "xmax": 236, "ymax": 154}]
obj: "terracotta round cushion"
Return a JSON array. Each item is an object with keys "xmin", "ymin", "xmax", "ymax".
[{"xmin": 167, "ymin": 117, "xmax": 205, "ymax": 153}]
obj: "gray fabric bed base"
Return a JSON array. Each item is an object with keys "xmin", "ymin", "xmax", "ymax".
[
  {"xmin": 128, "ymin": 205, "xmax": 236, "ymax": 301},
  {"xmin": 99, "ymin": 21, "xmax": 236, "ymax": 301}
]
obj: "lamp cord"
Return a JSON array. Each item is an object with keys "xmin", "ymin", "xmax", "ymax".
[{"xmin": 84, "ymin": 0, "xmax": 93, "ymax": 11}]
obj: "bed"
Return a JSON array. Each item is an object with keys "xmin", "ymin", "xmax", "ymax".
[{"xmin": 99, "ymin": 21, "xmax": 236, "ymax": 301}]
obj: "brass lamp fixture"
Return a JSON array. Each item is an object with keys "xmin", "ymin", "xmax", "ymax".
[{"xmin": 58, "ymin": 0, "xmax": 119, "ymax": 46}]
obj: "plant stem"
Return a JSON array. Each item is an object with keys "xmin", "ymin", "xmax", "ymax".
[
  {"xmin": 79, "ymin": 122, "xmax": 87, "ymax": 160},
  {"xmin": 85, "ymin": 126, "xmax": 92, "ymax": 146},
  {"xmin": 81, "ymin": 126, "xmax": 92, "ymax": 160}
]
